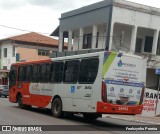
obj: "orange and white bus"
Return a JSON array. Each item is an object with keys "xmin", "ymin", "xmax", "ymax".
[{"xmin": 9, "ymin": 51, "xmax": 146, "ymax": 120}]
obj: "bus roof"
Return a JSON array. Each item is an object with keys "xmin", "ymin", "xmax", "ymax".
[
  {"xmin": 11, "ymin": 51, "xmax": 144, "ymax": 66},
  {"xmin": 11, "ymin": 59, "xmax": 51, "ymax": 66}
]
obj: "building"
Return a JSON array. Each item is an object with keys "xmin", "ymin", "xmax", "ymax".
[
  {"xmin": 0, "ymin": 32, "xmax": 67, "ymax": 85},
  {"xmin": 51, "ymin": 0, "xmax": 160, "ymax": 116}
]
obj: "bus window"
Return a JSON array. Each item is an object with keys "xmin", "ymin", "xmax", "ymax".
[
  {"xmin": 78, "ymin": 58, "xmax": 99, "ymax": 83},
  {"xmin": 40, "ymin": 64, "xmax": 46, "ymax": 82},
  {"xmin": 18, "ymin": 66, "xmax": 26, "ymax": 82},
  {"xmin": 9, "ymin": 66, "xmax": 17, "ymax": 88},
  {"xmin": 32, "ymin": 64, "xmax": 40, "ymax": 82},
  {"xmin": 25, "ymin": 65, "xmax": 32, "ymax": 82},
  {"xmin": 45, "ymin": 64, "xmax": 51, "ymax": 82},
  {"xmin": 51, "ymin": 62, "xmax": 63, "ymax": 83},
  {"xmin": 63, "ymin": 60, "xmax": 80, "ymax": 83}
]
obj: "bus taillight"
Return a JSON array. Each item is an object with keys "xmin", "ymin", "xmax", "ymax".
[
  {"xmin": 139, "ymin": 87, "xmax": 145, "ymax": 105},
  {"xmin": 101, "ymin": 81, "xmax": 107, "ymax": 103}
]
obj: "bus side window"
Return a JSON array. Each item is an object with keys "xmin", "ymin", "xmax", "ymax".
[
  {"xmin": 46, "ymin": 64, "xmax": 51, "ymax": 82},
  {"xmin": 18, "ymin": 66, "xmax": 26, "ymax": 82},
  {"xmin": 40, "ymin": 64, "xmax": 46, "ymax": 82},
  {"xmin": 25, "ymin": 65, "xmax": 32, "ymax": 82},
  {"xmin": 78, "ymin": 58, "xmax": 99, "ymax": 83},
  {"xmin": 32, "ymin": 64, "xmax": 38, "ymax": 82},
  {"xmin": 51, "ymin": 62, "xmax": 63, "ymax": 83},
  {"xmin": 63, "ymin": 60, "xmax": 80, "ymax": 83}
]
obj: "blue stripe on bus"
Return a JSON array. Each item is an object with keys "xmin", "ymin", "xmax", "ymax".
[{"xmin": 104, "ymin": 80, "xmax": 144, "ymax": 87}]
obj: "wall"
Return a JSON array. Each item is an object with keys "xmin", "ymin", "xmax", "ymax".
[
  {"xmin": 112, "ymin": 6, "xmax": 160, "ymax": 30},
  {"xmin": 60, "ymin": 1, "xmax": 111, "ymax": 31},
  {"xmin": 1, "ymin": 41, "xmax": 16, "ymax": 70},
  {"xmin": 16, "ymin": 47, "xmax": 49, "ymax": 61}
]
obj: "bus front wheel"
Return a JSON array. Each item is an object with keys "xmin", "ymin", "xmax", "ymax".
[
  {"xmin": 17, "ymin": 94, "xmax": 25, "ymax": 109},
  {"xmin": 51, "ymin": 98, "xmax": 63, "ymax": 118}
]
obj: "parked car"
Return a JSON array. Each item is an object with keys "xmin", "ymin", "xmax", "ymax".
[{"xmin": 0, "ymin": 85, "xmax": 9, "ymax": 98}]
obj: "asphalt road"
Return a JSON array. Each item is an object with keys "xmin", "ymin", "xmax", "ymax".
[{"xmin": 0, "ymin": 97, "xmax": 159, "ymax": 134}]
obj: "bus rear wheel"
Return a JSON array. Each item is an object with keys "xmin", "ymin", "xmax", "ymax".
[{"xmin": 51, "ymin": 98, "xmax": 63, "ymax": 118}]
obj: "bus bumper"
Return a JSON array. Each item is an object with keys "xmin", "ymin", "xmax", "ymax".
[{"xmin": 96, "ymin": 102, "xmax": 143, "ymax": 115}]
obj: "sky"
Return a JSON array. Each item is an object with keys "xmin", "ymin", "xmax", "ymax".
[{"xmin": 0, "ymin": 0, "xmax": 160, "ymax": 39}]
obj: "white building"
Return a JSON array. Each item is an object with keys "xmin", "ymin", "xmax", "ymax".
[{"xmin": 51, "ymin": 0, "xmax": 160, "ymax": 116}]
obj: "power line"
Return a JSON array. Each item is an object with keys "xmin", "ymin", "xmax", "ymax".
[{"xmin": 0, "ymin": 24, "xmax": 50, "ymax": 35}]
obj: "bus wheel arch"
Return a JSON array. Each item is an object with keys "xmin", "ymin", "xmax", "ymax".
[{"xmin": 51, "ymin": 96, "xmax": 63, "ymax": 118}]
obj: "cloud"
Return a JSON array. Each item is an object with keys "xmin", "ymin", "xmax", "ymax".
[
  {"xmin": 26, "ymin": 0, "xmax": 80, "ymax": 11},
  {"xmin": 0, "ymin": 0, "xmax": 79, "ymax": 11},
  {"xmin": 0, "ymin": 0, "xmax": 27, "ymax": 10}
]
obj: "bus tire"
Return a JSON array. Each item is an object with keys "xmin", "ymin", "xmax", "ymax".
[
  {"xmin": 83, "ymin": 113, "xmax": 99, "ymax": 120},
  {"xmin": 17, "ymin": 94, "xmax": 25, "ymax": 109},
  {"xmin": 51, "ymin": 98, "xmax": 63, "ymax": 118}
]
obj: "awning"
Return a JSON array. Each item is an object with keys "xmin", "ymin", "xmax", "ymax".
[{"xmin": 50, "ymin": 26, "xmax": 68, "ymax": 38}]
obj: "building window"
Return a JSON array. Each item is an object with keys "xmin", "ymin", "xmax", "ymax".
[
  {"xmin": 16, "ymin": 53, "xmax": 20, "ymax": 62},
  {"xmin": 12, "ymin": 46, "xmax": 15, "ymax": 57},
  {"xmin": 144, "ymin": 36, "xmax": 153, "ymax": 53},
  {"xmin": 156, "ymin": 38, "xmax": 160, "ymax": 55},
  {"xmin": 4, "ymin": 48, "xmax": 7, "ymax": 58},
  {"xmin": 0, "ymin": 49, "xmax": 1, "ymax": 58},
  {"xmin": 3, "ymin": 66, "xmax": 7, "ymax": 70},
  {"xmin": 135, "ymin": 38, "xmax": 142, "ymax": 53},
  {"xmin": 38, "ymin": 49, "xmax": 49, "ymax": 56},
  {"xmin": 96, "ymin": 32, "xmax": 99, "ymax": 48},
  {"xmin": 83, "ymin": 34, "xmax": 92, "ymax": 49}
]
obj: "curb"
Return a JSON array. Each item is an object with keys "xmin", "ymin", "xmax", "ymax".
[{"xmin": 103, "ymin": 115, "xmax": 160, "ymax": 125}]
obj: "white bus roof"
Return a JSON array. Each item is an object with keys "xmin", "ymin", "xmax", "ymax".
[{"xmin": 51, "ymin": 51, "xmax": 144, "ymax": 61}]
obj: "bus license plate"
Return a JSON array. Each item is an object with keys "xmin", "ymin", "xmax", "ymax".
[{"xmin": 118, "ymin": 107, "xmax": 128, "ymax": 111}]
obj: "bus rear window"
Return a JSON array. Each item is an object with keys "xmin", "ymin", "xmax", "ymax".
[{"xmin": 78, "ymin": 58, "xmax": 99, "ymax": 83}]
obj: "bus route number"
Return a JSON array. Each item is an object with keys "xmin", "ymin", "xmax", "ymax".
[
  {"xmin": 118, "ymin": 107, "xmax": 128, "ymax": 111},
  {"xmin": 84, "ymin": 86, "xmax": 91, "ymax": 90}
]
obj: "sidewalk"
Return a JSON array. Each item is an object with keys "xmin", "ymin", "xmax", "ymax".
[{"xmin": 103, "ymin": 114, "xmax": 160, "ymax": 124}]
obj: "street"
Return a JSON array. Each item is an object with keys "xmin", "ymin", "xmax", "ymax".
[{"xmin": 0, "ymin": 97, "xmax": 159, "ymax": 134}]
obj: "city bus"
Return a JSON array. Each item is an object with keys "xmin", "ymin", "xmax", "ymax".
[{"xmin": 9, "ymin": 51, "xmax": 146, "ymax": 120}]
